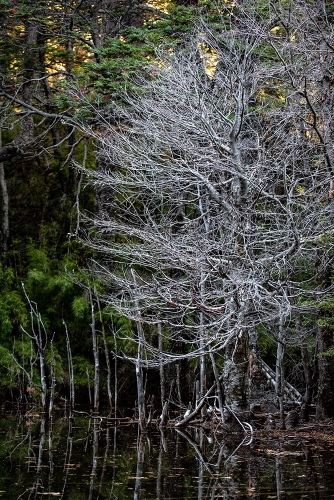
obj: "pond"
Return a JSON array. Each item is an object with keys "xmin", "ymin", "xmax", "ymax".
[{"xmin": 1, "ymin": 413, "xmax": 334, "ymax": 499}]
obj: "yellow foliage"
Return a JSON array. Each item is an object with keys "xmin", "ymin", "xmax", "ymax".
[
  {"xmin": 147, "ymin": 0, "xmax": 169, "ymax": 13},
  {"xmin": 198, "ymin": 43, "xmax": 219, "ymax": 79},
  {"xmin": 270, "ymin": 26, "xmax": 281, "ymax": 35}
]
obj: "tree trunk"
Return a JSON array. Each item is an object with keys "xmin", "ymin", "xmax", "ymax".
[
  {"xmin": 96, "ymin": 292, "xmax": 113, "ymax": 414},
  {"xmin": 275, "ymin": 320, "xmax": 285, "ymax": 428},
  {"xmin": 102, "ymin": 0, "xmax": 147, "ymax": 40},
  {"xmin": 64, "ymin": 321, "xmax": 75, "ymax": 414},
  {"xmin": 199, "ymin": 296, "xmax": 206, "ymax": 417},
  {"xmin": 89, "ymin": 289, "xmax": 100, "ymax": 413},
  {"xmin": 314, "ymin": 1, "xmax": 334, "ymax": 420},
  {"xmin": 135, "ymin": 342, "xmax": 146, "ymax": 430},
  {"xmin": 223, "ymin": 330, "xmax": 250, "ymax": 415},
  {"xmin": 0, "ymin": 130, "xmax": 9, "ymax": 260},
  {"xmin": 17, "ymin": 22, "xmax": 38, "ymax": 146},
  {"xmin": 48, "ymin": 337, "xmax": 56, "ymax": 419},
  {"xmin": 158, "ymin": 321, "xmax": 168, "ymax": 425},
  {"xmin": 113, "ymin": 324, "xmax": 118, "ymax": 417},
  {"xmin": 209, "ymin": 351, "xmax": 224, "ymax": 421},
  {"xmin": 132, "ymin": 270, "xmax": 146, "ymax": 431}
]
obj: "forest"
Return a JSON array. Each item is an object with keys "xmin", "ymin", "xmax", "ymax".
[{"xmin": 0, "ymin": 0, "xmax": 334, "ymax": 432}]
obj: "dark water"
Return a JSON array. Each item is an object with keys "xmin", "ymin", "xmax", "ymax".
[{"xmin": 1, "ymin": 413, "xmax": 334, "ymax": 499}]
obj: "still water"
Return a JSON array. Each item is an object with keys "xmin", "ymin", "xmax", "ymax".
[{"xmin": 1, "ymin": 413, "xmax": 334, "ymax": 499}]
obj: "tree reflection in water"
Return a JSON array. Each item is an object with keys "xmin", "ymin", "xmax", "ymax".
[
  {"xmin": 2, "ymin": 416, "xmax": 334, "ymax": 499},
  {"xmin": 88, "ymin": 419, "xmax": 99, "ymax": 500},
  {"xmin": 61, "ymin": 419, "xmax": 74, "ymax": 497},
  {"xmin": 133, "ymin": 431, "xmax": 144, "ymax": 500}
]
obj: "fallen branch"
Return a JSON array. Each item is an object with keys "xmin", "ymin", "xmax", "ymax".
[
  {"xmin": 258, "ymin": 358, "xmax": 302, "ymax": 403},
  {"xmin": 224, "ymin": 404, "xmax": 253, "ymax": 435},
  {"xmin": 175, "ymin": 383, "xmax": 216, "ymax": 427}
]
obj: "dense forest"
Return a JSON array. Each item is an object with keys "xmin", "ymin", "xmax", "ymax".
[{"xmin": 0, "ymin": 0, "xmax": 333, "ymax": 431}]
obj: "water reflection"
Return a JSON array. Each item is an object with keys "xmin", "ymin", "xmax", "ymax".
[{"xmin": 1, "ymin": 414, "xmax": 334, "ymax": 499}]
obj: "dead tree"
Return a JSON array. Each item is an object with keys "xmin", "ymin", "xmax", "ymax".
[
  {"xmin": 21, "ymin": 285, "xmax": 48, "ymax": 411},
  {"xmin": 77, "ymin": 8, "xmax": 333, "ymax": 420},
  {"xmin": 89, "ymin": 288, "xmax": 100, "ymax": 413}
]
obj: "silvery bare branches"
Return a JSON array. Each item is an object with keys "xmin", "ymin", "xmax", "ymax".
[{"xmin": 77, "ymin": 5, "xmax": 333, "ymax": 415}]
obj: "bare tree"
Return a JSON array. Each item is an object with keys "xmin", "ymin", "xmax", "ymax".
[{"xmin": 77, "ymin": 5, "xmax": 333, "ymax": 420}]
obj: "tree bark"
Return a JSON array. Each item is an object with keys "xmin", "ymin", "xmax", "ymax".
[
  {"xmin": 275, "ymin": 319, "xmax": 285, "ymax": 428},
  {"xmin": 209, "ymin": 350, "xmax": 224, "ymax": 421},
  {"xmin": 158, "ymin": 321, "xmax": 167, "ymax": 423},
  {"xmin": 223, "ymin": 330, "xmax": 250, "ymax": 415},
  {"xmin": 96, "ymin": 292, "xmax": 113, "ymax": 414},
  {"xmin": 0, "ymin": 131, "xmax": 9, "ymax": 260},
  {"xmin": 48, "ymin": 337, "xmax": 56, "ymax": 419},
  {"xmin": 89, "ymin": 289, "xmax": 100, "ymax": 413},
  {"xmin": 132, "ymin": 269, "xmax": 147, "ymax": 431},
  {"xmin": 64, "ymin": 321, "xmax": 75, "ymax": 414}
]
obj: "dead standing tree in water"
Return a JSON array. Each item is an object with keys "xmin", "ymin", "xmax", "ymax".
[
  {"xmin": 21, "ymin": 285, "xmax": 48, "ymax": 411},
  {"xmin": 77, "ymin": 6, "xmax": 333, "ymax": 424}
]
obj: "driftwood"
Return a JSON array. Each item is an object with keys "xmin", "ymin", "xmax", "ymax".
[
  {"xmin": 258, "ymin": 359, "xmax": 302, "ymax": 403},
  {"xmin": 175, "ymin": 383, "xmax": 216, "ymax": 427},
  {"xmin": 159, "ymin": 400, "xmax": 169, "ymax": 427}
]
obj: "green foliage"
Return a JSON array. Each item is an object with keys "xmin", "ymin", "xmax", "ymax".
[
  {"xmin": 0, "ymin": 266, "xmax": 27, "ymax": 346},
  {"xmin": 258, "ymin": 326, "xmax": 277, "ymax": 364},
  {"xmin": 25, "ymin": 246, "xmax": 86, "ymax": 329},
  {"xmin": 72, "ymin": 296, "xmax": 89, "ymax": 320},
  {"xmin": 105, "ymin": 307, "xmax": 137, "ymax": 356},
  {"xmin": 85, "ymin": 4, "xmax": 197, "ymax": 98},
  {"xmin": 316, "ymin": 295, "xmax": 334, "ymax": 331},
  {"xmin": 317, "ymin": 296, "xmax": 334, "ymax": 314},
  {"xmin": 72, "ymin": 355, "xmax": 94, "ymax": 388},
  {"xmin": 0, "ymin": 337, "xmax": 41, "ymax": 392},
  {"xmin": 318, "ymin": 345, "xmax": 334, "ymax": 357},
  {"xmin": 0, "ymin": 345, "xmax": 19, "ymax": 388},
  {"xmin": 111, "ymin": 311, "xmax": 134, "ymax": 338}
]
